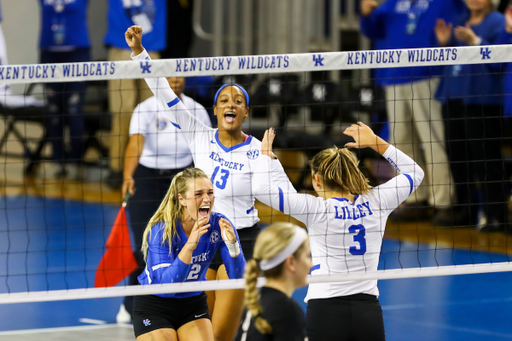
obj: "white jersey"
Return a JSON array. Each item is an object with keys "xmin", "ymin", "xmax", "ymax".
[
  {"xmin": 253, "ymin": 145, "xmax": 424, "ymax": 300},
  {"xmin": 133, "ymin": 50, "xmax": 296, "ymax": 229},
  {"xmin": 129, "ymin": 93, "xmax": 212, "ymax": 170}
]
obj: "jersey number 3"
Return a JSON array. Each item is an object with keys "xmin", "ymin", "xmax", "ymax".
[
  {"xmin": 348, "ymin": 224, "xmax": 367, "ymax": 255},
  {"xmin": 211, "ymin": 166, "xmax": 230, "ymax": 190}
]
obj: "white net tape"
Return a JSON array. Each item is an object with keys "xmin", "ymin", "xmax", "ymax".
[{"xmin": 0, "ymin": 44, "xmax": 503, "ymax": 84}]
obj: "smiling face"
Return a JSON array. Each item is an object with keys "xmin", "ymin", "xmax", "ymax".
[
  {"xmin": 213, "ymin": 85, "xmax": 249, "ymax": 132},
  {"xmin": 178, "ymin": 177, "xmax": 215, "ymax": 222}
]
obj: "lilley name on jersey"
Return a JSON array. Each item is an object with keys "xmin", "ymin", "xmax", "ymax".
[{"xmin": 334, "ymin": 201, "xmax": 374, "ymax": 220}]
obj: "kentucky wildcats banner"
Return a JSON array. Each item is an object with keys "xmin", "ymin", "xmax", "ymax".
[{"xmin": 0, "ymin": 44, "xmax": 508, "ymax": 84}]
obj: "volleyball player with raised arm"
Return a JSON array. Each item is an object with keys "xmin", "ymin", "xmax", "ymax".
[
  {"xmin": 254, "ymin": 123, "xmax": 424, "ymax": 341},
  {"xmin": 235, "ymin": 223, "xmax": 311, "ymax": 341},
  {"xmin": 132, "ymin": 168, "xmax": 245, "ymax": 341},
  {"xmin": 125, "ymin": 25, "xmax": 296, "ymax": 341}
]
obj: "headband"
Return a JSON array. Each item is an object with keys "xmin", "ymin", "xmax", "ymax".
[
  {"xmin": 213, "ymin": 83, "xmax": 250, "ymax": 107},
  {"xmin": 259, "ymin": 227, "xmax": 308, "ymax": 271}
]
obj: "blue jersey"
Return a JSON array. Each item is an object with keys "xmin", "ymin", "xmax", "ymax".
[
  {"xmin": 436, "ymin": 11, "xmax": 505, "ymax": 106},
  {"xmin": 104, "ymin": 0, "xmax": 166, "ymax": 51},
  {"xmin": 39, "ymin": 0, "xmax": 90, "ymax": 49},
  {"xmin": 138, "ymin": 212, "xmax": 246, "ymax": 298},
  {"xmin": 360, "ymin": 0, "xmax": 467, "ymax": 86}
]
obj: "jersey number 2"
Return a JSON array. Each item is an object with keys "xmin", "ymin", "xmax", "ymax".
[
  {"xmin": 211, "ymin": 166, "xmax": 230, "ymax": 190},
  {"xmin": 186, "ymin": 264, "xmax": 201, "ymax": 280},
  {"xmin": 348, "ymin": 224, "xmax": 367, "ymax": 255}
]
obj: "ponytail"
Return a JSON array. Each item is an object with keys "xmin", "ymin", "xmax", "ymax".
[
  {"xmin": 309, "ymin": 146, "xmax": 372, "ymax": 195},
  {"xmin": 244, "ymin": 259, "xmax": 272, "ymax": 334}
]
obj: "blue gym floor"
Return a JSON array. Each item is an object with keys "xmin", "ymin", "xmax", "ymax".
[{"xmin": 1, "ymin": 195, "xmax": 511, "ymax": 340}]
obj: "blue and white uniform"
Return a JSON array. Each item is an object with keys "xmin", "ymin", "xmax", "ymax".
[
  {"xmin": 132, "ymin": 50, "xmax": 296, "ymax": 230},
  {"xmin": 138, "ymin": 212, "xmax": 246, "ymax": 298},
  {"xmin": 253, "ymin": 145, "xmax": 424, "ymax": 299}
]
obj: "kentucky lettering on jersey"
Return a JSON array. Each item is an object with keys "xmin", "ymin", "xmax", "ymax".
[{"xmin": 209, "ymin": 152, "xmax": 245, "ymax": 171}]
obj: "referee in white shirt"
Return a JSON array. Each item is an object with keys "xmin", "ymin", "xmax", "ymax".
[{"xmin": 118, "ymin": 76, "xmax": 212, "ymax": 322}]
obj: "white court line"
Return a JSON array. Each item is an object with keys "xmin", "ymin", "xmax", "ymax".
[
  {"xmin": 0, "ymin": 323, "xmax": 131, "ymax": 335},
  {"xmin": 78, "ymin": 318, "xmax": 106, "ymax": 325}
]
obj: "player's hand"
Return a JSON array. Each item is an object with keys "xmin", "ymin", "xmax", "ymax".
[
  {"xmin": 344, "ymin": 122, "xmax": 387, "ymax": 153},
  {"xmin": 262, "ymin": 128, "xmax": 276, "ymax": 159},
  {"xmin": 434, "ymin": 19, "xmax": 453, "ymax": 46},
  {"xmin": 122, "ymin": 177, "xmax": 135, "ymax": 198},
  {"xmin": 219, "ymin": 218, "xmax": 236, "ymax": 244},
  {"xmin": 125, "ymin": 25, "xmax": 144, "ymax": 55},
  {"xmin": 186, "ymin": 217, "xmax": 210, "ymax": 251},
  {"xmin": 361, "ymin": 0, "xmax": 378, "ymax": 17},
  {"xmin": 454, "ymin": 24, "xmax": 478, "ymax": 45}
]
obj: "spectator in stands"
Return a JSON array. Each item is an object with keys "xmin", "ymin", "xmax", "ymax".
[
  {"xmin": 0, "ymin": 2, "xmax": 43, "ymax": 108},
  {"xmin": 360, "ymin": 0, "xmax": 466, "ymax": 226},
  {"xmin": 104, "ymin": 0, "xmax": 166, "ymax": 189},
  {"xmin": 39, "ymin": 0, "xmax": 90, "ymax": 178},
  {"xmin": 116, "ymin": 76, "xmax": 211, "ymax": 323},
  {"xmin": 445, "ymin": 0, "xmax": 512, "ymax": 233}
]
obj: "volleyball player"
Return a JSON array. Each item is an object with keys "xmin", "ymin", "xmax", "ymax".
[
  {"xmin": 125, "ymin": 25, "xmax": 296, "ymax": 341},
  {"xmin": 254, "ymin": 123, "xmax": 424, "ymax": 341},
  {"xmin": 132, "ymin": 168, "xmax": 245, "ymax": 341},
  {"xmin": 235, "ymin": 223, "xmax": 310, "ymax": 341},
  {"xmin": 118, "ymin": 76, "xmax": 211, "ymax": 322}
]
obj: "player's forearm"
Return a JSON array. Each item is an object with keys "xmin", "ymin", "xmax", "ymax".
[
  {"xmin": 160, "ymin": 257, "xmax": 193, "ymax": 283},
  {"xmin": 123, "ymin": 141, "xmax": 142, "ymax": 179},
  {"xmin": 369, "ymin": 135, "xmax": 390, "ymax": 155},
  {"xmin": 178, "ymin": 244, "xmax": 194, "ymax": 265}
]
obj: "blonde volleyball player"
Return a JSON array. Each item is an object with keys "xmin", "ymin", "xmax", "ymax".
[
  {"xmin": 125, "ymin": 25, "xmax": 296, "ymax": 341},
  {"xmin": 235, "ymin": 223, "xmax": 311, "ymax": 341},
  {"xmin": 254, "ymin": 123, "xmax": 424, "ymax": 341},
  {"xmin": 132, "ymin": 168, "xmax": 245, "ymax": 341}
]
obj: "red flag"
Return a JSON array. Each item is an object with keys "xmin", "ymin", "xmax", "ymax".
[{"xmin": 95, "ymin": 205, "xmax": 138, "ymax": 287}]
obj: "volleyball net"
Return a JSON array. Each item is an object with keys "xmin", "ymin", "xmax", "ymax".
[{"xmin": 1, "ymin": 44, "xmax": 512, "ymax": 304}]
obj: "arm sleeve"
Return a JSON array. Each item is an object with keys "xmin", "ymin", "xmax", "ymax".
[
  {"xmin": 144, "ymin": 239, "xmax": 192, "ymax": 285},
  {"xmin": 253, "ymin": 155, "xmax": 325, "ymax": 226},
  {"xmin": 131, "ymin": 49, "xmax": 213, "ymax": 154},
  {"xmin": 270, "ymin": 158, "xmax": 297, "ymax": 194},
  {"xmin": 373, "ymin": 145, "xmax": 424, "ymax": 213},
  {"xmin": 219, "ymin": 218, "xmax": 246, "ymax": 279}
]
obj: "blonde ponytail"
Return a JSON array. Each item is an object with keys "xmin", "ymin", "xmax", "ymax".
[
  {"xmin": 141, "ymin": 168, "xmax": 209, "ymax": 260},
  {"xmin": 244, "ymin": 259, "xmax": 272, "ymax": 334},
  {"xmin": 309, "ymin": 146, "xmax": 372, "ymax": 195}
]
